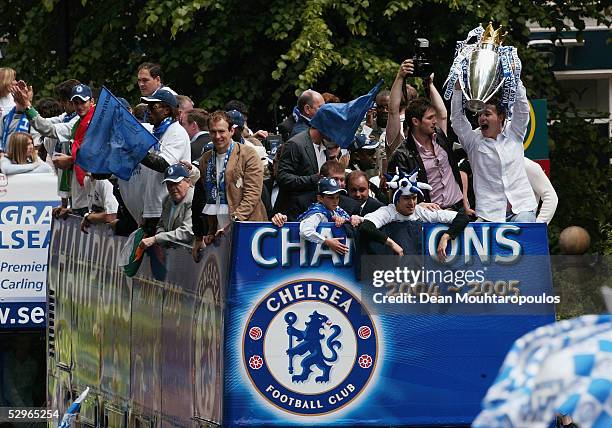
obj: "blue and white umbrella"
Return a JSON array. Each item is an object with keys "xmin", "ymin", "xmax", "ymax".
[{"xmin": 474, "ymin": 315, "xmax": 612, "ymax": 428}]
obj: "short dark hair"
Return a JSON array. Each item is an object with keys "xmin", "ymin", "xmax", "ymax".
[
  {"xmin": 320, "ymin": 160, "xmax": 344, "ymax": 177},
  {"xmin": 401, "ymin": 84, "xmax": 418, "ymax": 110},
  {"xmin": 133, "ymin": 103, "xmax": 148, "ymax": 121},
  {"xmin": 482, "ymin": 96, "xmax": 505, "ymax": 116},
  {"xmin": 186, "ymin": 108, "xmax": 209, "ymax": 131},
  {"xmin": 138, "ymin": 62, "xmax": 163, "ymax": 82},
  {"xmin": 224, "ymin": 100, "xmax": 249, "ymax": 117},
  {"xmin": 406, "ymin": 97, "xmax": 434, "ymax": 128},
  {"xmin": 55, "ymin": 79, "xmax": 81, "ymax": 102},
  {"xmin": 347, "ymin": 170, "xmax": 368, "ymax": 187},
  {"xmin": 208, "ymin": 110, "xmax": 233, "ymax": 130},
  {"xmin": 375, "ymin": 90, "xmax": 390, "ymax": 105},
  {"xmin": 322, "ymin": 92, "xmax": 340, "ymax": 103},
  {"xmin": 35, "ymin": 98, "xmax": 63, "ymax": 118}
]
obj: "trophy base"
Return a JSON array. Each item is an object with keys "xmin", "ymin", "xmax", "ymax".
[{"xmin": 467, "ymin": 99, "xmax": 486, "ymax": 112}]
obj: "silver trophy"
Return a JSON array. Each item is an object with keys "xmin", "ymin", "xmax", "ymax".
[{"xmin": 461, "ymin": 23, "xmax": 506, "ymax": 112}]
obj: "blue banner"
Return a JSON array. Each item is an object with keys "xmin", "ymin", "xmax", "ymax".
[
  {"xmin": 223, "ymin": 222, "xmax": 555, "ymax": 426},
  {"xmin": 0, "ymin": 302, "xmax": 46, "ymax": 329},
  {"xmin": 77, "ymin": 87, "xmax": 157, "ymax": 180}
]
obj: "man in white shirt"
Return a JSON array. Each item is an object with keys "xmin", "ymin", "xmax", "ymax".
[
  {"xmin": 450, "ymin": 79, "xmax": 537, "ymax": 222},
  {"xmin": 119, "ymin": 89, "xmax": 191, "ymax": 234},
  {"xmin": 81, "ymin": 175, "xmax": 119, "ymax": 233}
]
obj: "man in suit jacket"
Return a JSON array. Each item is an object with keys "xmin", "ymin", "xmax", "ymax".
[
  {"xmin": 183, "ymin": 108, "xmax": 212, "ymax": 163},
  {"xmin": 346, "ymin": 170, "xmax": 385, "ymax": 216},
  {"xmin": 139, "ymin": 163, "xmax": 194, "ymax": 248},
  {"xmin": 192, "ymin": 111, "xmax": 267, "ymax": 260},
  {"xmin": 275, "ymin": 115, "xmax": 339, "ymax": 214}
]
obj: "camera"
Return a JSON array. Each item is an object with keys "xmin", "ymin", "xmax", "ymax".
[{"xmin": 413, "ymin": 38, "xmax": 433, "ymax": 78}]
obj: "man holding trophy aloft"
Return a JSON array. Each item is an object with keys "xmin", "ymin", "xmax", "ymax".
[{"xmin": 447, "ymin": 23, "xmax": 537, "ymax": 223}]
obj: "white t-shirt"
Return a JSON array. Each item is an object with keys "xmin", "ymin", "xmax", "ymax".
[
  {"xmin": 70, "ymin": 173, "xmax": 89, "ymax": 210},
  {"xmin": 202, "ymin": 151, "xmax": 230, "ymax": 229},
  {"xmin": 119, "ymin": 121, "xmax": 190, "ymax": 222},
  {"xmin": 86, "ymin": 177, "xmax": 119, "ymax": 214}
]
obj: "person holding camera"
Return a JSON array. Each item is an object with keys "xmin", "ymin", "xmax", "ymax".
[{"xmin": 386, "ymin": 59, "xmax": 465, "ymax": 212}]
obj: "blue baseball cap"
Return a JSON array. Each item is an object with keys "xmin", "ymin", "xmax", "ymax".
[
  {"xmin": 351, "ymin": 133, "xmax": 380, "ymax": 151},
  {"xmin": 162, "ymin": 163, "xmax": 190, "ymax": 183},
  {"xmin": 226, "ymin": 109, "xmax": 245, "ymax": 128},
  {"xmin": 141, "ymin": 88, "xmax": 178, "ymax": 108},
  {"xmin": 70, "ymin": 84, "xmax": 92, "ymax": 102},
  {"xmin": 317, "ymin": 177, "xmax": 346, "ymax": 195}
]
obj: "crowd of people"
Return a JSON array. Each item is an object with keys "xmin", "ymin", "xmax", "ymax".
[{"xmin": 0, "ymin": 59, "xmax": 558, "ymax": 259}]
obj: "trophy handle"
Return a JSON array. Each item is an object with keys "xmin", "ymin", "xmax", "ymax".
[
  {"xmin": 482, "ymin": 77, "xmax": 506, "ymax": 105},
  {"xmin": 458, "ymin": 75, "xmax": 471, "ymax": 105}
]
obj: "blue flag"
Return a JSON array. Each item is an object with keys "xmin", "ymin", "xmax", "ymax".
[
  {"xmin": 77, "ymin": 87, "xmax": 157, "ymax": 180},
  {"xmin": 310, "ymin": 80, "xmax": 383, "ymax": 149}
]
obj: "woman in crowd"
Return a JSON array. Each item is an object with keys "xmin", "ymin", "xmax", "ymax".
[
  {"xmin": 0, "ymin": 132, "xmax": 52, "ymax": 175},
  {"xmin": 0, "ymin": 67, "xmax": 16, "ymax": 117}
]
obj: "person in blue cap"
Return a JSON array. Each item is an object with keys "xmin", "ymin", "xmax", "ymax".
[
  {"xmin": 348, "ymin": 133, "xmax": 379, "ymax": 173},
  {"xmin": 124, "ymin": 88, "xmax": 190, "ymax": 235},
  {"xmin": 138, "ymin": 163, "xmax": 194, "ymax": 248},
  {"xmin": 297, "ymin": 177, "xmax": 351, "ymax": 255}
]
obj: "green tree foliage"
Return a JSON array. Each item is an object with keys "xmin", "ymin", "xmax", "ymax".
[{"xmin": 1, "ymin": 0, "xmax": 610, "ymax": 253}]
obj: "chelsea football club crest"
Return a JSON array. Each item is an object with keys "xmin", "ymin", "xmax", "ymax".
[{"xmin": 243, "ymin": 279, "xmax": 378, "ymax": 416}]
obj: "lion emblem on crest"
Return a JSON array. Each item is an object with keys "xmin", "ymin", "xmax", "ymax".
[{"xmin": 284, "ymin": 310, "xmax": 342, "ymax": 383}]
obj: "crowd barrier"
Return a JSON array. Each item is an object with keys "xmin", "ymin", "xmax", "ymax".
[{"xmin": 47, "ymin": 215, "xmax": 555, "ymax": 427}]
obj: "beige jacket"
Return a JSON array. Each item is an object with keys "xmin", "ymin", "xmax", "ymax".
[{"xmin": 198, "ymin": 142, "xmax": 267, "ymax": 231}]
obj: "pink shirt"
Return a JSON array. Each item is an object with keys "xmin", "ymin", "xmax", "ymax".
[{"xmin": 413, "ymin": 134, "xmax": 463, "ymax": 208}]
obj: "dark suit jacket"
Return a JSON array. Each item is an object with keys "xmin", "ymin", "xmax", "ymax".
[
  {"xmin": 274, "ymin": 130, "xmax": 320, "ymax": 214},
  {"xmin": 359, "ymin": 196, "xmax": 385, "ymax": 216},
  {"xmin": 190, "ymin": 132, "xmax": 212, "ymax": 162},
  {"xmin": 288, "ymin": 191, "xmax": 361, "ymax": 221}
]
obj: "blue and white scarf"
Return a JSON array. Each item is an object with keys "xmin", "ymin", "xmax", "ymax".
[
  {"xmin": 1, "ymin": 107, "xmax": 31, "ymax": 152},
  {"xmin": 152, "ymin": 117, "xmax": 173, "ymax": 150},
  {"xmin": 297, "ymin": 202, "xmax": 350, "ymax": 222},
  {"xmin": 205, "ymin": 142, "xmax": 235, "ymax": 205},
  {"xmin": 62, "ymin": 111, "xmax": 77, "ymax": 123}
]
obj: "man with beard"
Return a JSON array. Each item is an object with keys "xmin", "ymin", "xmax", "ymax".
[{"xmin": 388, "ymin": 96, "xmax": 464, "ymax": 211}]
